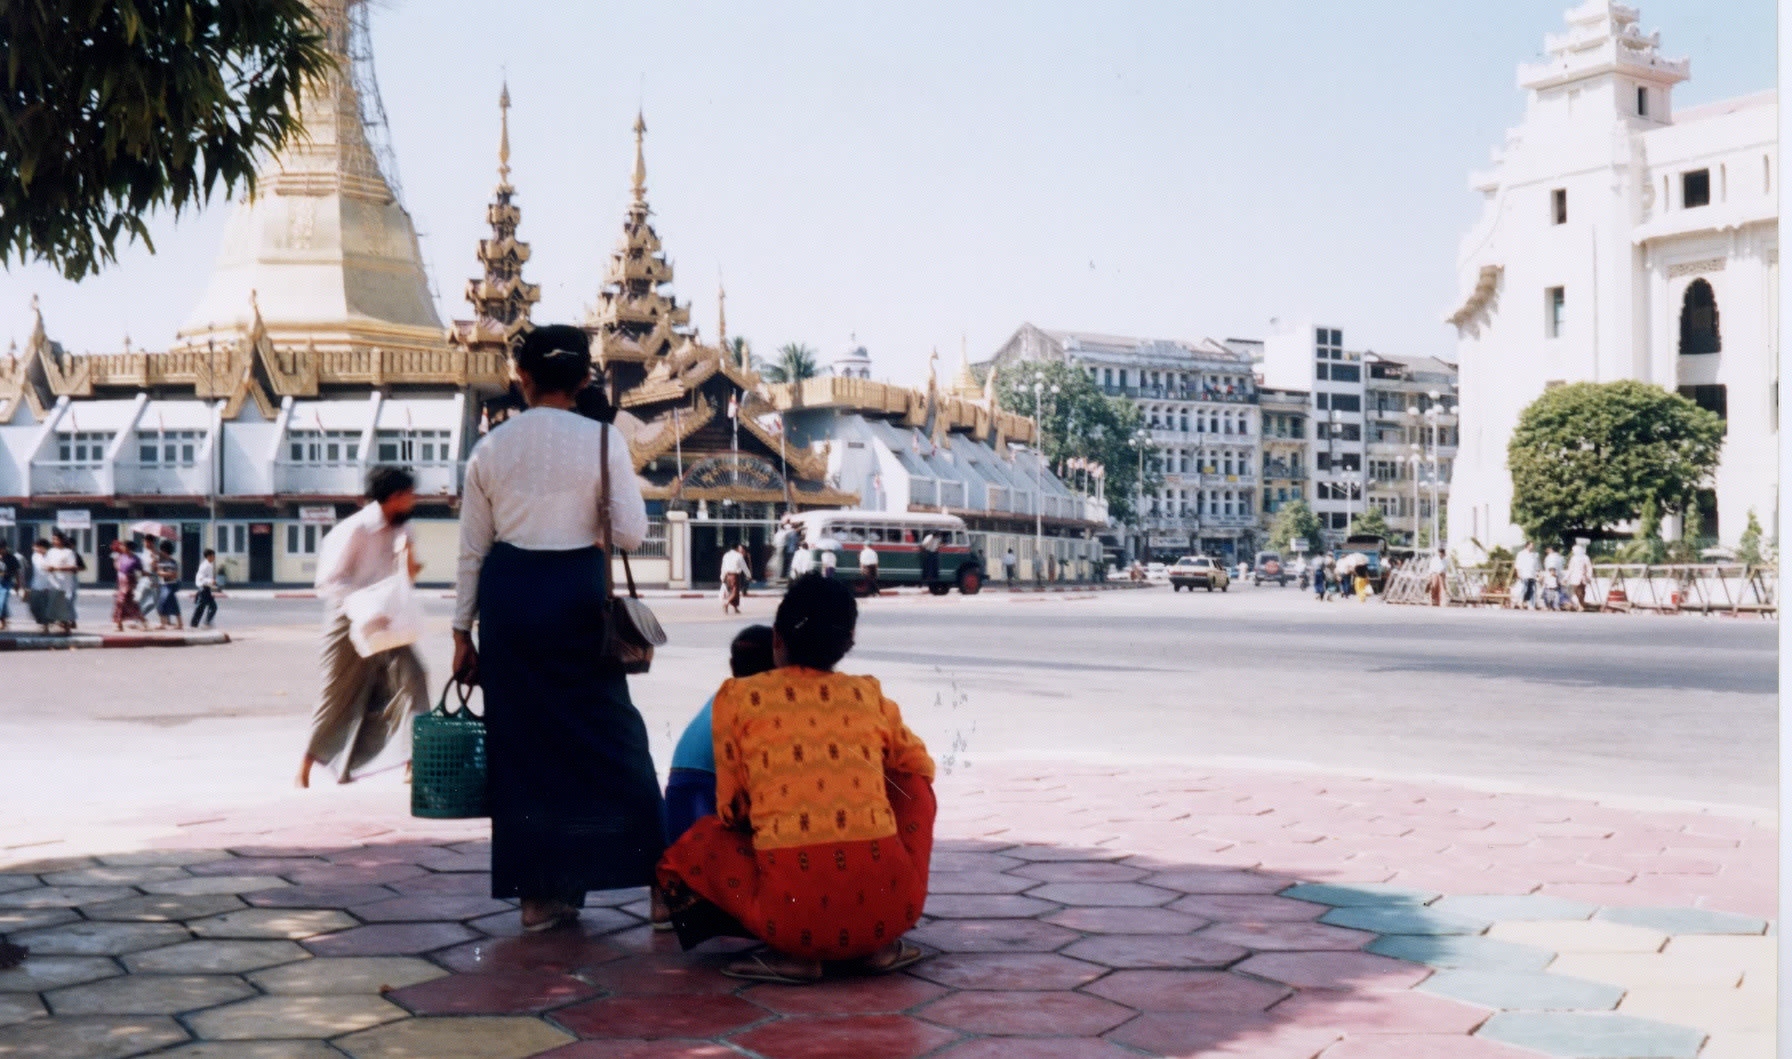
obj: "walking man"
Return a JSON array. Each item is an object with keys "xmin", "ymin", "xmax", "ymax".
[
  {"xmin": 299, "ymin": 466, "xmax": 428, "ymax": 788},
  {"xmin": 1427, "ymin": 547, "xmax": 1448, "ymax": 606},
  {"xmin": 860, "ymin": 539, "xmax": 880, "ymax": 596},
  {"xmin": 192, "ymin": 548, "xmax": 220, "ymax": 628},
  {"xmin": 720, "ymin": 542, "xmax": 749, "ymax": 614},
  {"xmin": 153, "ymin": 541, "xmax": 184, "ymax": 630},
  {"xmin": 1003, "ymin": 547, "xmax": 1018, "ymax": 585},
  {"xmin": 1566, "ymin": 541, "xmax": 1594, "ymax": 611},
  {"xmin": 919, "ymin": 531, "xmax": 941, "ymax": 586},
  {"xmin": 1514, "ymin": 541, "xmax": 1541, "ymax": 610}
]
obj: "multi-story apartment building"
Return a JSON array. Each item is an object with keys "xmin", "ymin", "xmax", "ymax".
[
  {"xmin": 1262, "ymin": 325, "xmax": 1364, "ymax": 544},
  {"xmin": 1364, "ymin": 356, "xmax": 1459, "ymax": 547},
  {"xmin": 986, "ymin": 324, "xmax": 1260, "ymax": 562},
  {"xmin": 1258, "ymin": 388, "xmax": 1309, "ymax": 528}
]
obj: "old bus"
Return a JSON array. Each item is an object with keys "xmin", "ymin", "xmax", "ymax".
[{"xmin": 789, "ymin": 511, "xmax": 984, "ymax": 594}]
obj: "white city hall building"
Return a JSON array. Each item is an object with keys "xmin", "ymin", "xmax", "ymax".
[{"xmin": 1446, "ymin": 0, "xmax": 1777, "ymax": 552}]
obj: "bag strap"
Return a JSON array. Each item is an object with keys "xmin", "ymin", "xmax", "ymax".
[{"xmin": 599, "ymin": 420, "xmax": 617, "ymax": 602}]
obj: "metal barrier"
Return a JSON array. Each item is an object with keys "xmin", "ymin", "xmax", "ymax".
[{"xmin": 1390, "ymin": 560, "xmax": 1777, "ymax": 616}]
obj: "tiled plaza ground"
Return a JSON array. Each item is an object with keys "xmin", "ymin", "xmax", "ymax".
[{"xmin": 0, "ymin": 763, "xmax": 1774, "ymax": 1058}]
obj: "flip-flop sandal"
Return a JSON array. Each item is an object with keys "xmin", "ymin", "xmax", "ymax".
[
  {"xmin": 720, "ymin": 951, "xmax": 823, "ymax": 985},
  {"xmin": 522, "ymin": 908, "xmax": 579, "ymax": 933},
  {"xmin": 862, "ymin": 941, "xmax": 925, "ymax": 975}
]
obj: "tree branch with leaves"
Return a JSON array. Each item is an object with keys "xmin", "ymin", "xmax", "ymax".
[{"xmin": 998, "ymin": 360, "xmax": 1157, "ymax": 524}]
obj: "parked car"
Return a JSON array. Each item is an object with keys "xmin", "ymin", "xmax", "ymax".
[
  {"xmin": 1145, "ymin": 562, "xmax": 1170, "ymax": 583},
  {"xmin": 1168, "ymin": 555, "xmax": 1230, "ymax": 592},
  {"xmin": 1253, "ymin": 550, "xmax": 1288, "ymax": 586}
]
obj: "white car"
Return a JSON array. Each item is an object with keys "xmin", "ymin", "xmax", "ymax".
[{"xmin": 1145, "ymin": 562, "xmax": 1169, "ymax": 582}]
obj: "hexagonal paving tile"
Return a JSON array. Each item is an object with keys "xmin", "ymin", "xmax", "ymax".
[
  {"xmin": 0, "ymin": 992, "xmax": 46, "ymax": 1027},
  {"xmin": 39, "ymin": 866, "xmax": 191, "ymax": 887},
  {"xmin": 910, "ymin": 952, "xmax": 1107, "ymax": 991},
  {"xmin": 432, "ymin": 930, "xmax": 628, "ymax": 976},
  {"xmin": 81, "ymin": 894, "xmax": 246, "ymax": 923},
  {"xmin": 1430, "ymin": 895, "xmax": 1596, "ymax": 922},
  {"xmin": 387, "ymin": 969, "xmax": 598, "ymax": 1014},
  {"xmin": 139, "ymin": 876, "xmax": 290, "ymax": 897},
  {"xmin": 248, "ymin": 956, "xmax": 448, "ymax": 994},
  {"xmin": 552, "ymin": 993, "xmax": 768, "ymax": 1039},
  {"xmin": 96, "ymin": 851, "xmax": 232, "ymax": 869},
  {"xmin": 6, "ymin": 920, "xmax": 190, "ymax": 956},
  {"xmin": 905, "ymin": 918, "xmax": 1080, "ymax": 953},
  {"xmin": 1476, "ymin": 1011, "xmax": 1706, "ymax": 1059},
  {"xmin": 185, "ymin": 857, "xmax": 327, "ymax": 878},
  {"xmin": 1024, "ymin": 882, "xmax": 1176, "ymax": 908},
  {"xmin": 921, "ymin": 894, "xmax": 1059, "ymax": 919},
  {"xmin": 336, "ymin": 1016, "xmax": 574, "ymax": 1059},
  {"xmin": 918, "ymin": 990, "xmax": 1135, "ymax": 1036},
  {"xmin": 153, "ymin": 1043, "xmax": 343, "ymax": 1059},
  {"xmin": 1487, "ymin": 920, "xmax": 1667, "ymax": 954},
  {"xmin": 1593, "ymin": 906, "xmax": 1768, "ymax": 936},
  {"xmin": 1143, "ymin": 869, "xmax": 1289, "ymax": 895},
  {"xmin": 1012, "ymin": 862, "xmax": 1148, "ymax": 884},
  {"xmin": 1166, "ymin": 894, "xmax": 1326, "ymax": 922},
  {"xmin": 924, "ymin": 872, "xmax": 1038, "ymax": 896},
  {"xmin": 123, "ymin": 939, "xmax": 312, "ymax": 974},
  {"xmin": 245, "ymin": 884, "xmax": 402, "ymax": 909},
  {"xmin": 0, "ymin": 1014, "xmax": 189, "ymax": 1059},
  {"xmin": 349, "ymin": 895, "xmax": 516, "ymax": 922},
  {"xmin": 0, "ymin": 955, "xmax": 123, "ymax": 992},
  {"xmin": 187, "ymin": 909, "xmax": 357, "ymax": 940},
  {"xmin": 1105, "ymin": 1011, "xmax": 1342, "ymax": 1058},
  {"xmin": 1366, "ymin": 933, "xmax": 1555, "ymax": 972},
  {"xmin": 0, "ymin": 875, "xmax": 40, "ymax": 895},
  {"xmin": 0, "ymin": 907, "xmax": 81, "ymax": 934},
  {"xmin": 730, "ymin": 1014, "xmax": 958, "ymax": 1059},
  {"xmin": 1042, "ymin": 906, "xmax": 1209, "ymax": 935},
  {"xmin": 187, "ymin": 994, "xmax": 407, "ymax": 1039},
  {"xmin": 741, "ymin": 975, "xmax": 946, "ymax": 1015},
  {"xmin": 1421, "ymin": 969, "xmax": 1625, "ymax": 1012},
  {"xmin": 1199, "ymin": 920, "xmax": 1374, "ymax": 951},
  {"xmin": 1280, "ymin": 882, "xmax": 1439, "ymax": 907},
  {"xmin": 930, "ymin": 1040, "xmax": 1145, "ymax": 1059},
  {"xmin": 304, "ymin": 921, "xmax": 477, "ymax": 957},
  {"xmin": 1266, "ymin": 988, "xmax": 1497, "ymax": 1034},
  {"xmin": 1231, "ymin": 950, "xmax": 1432, "ymax": 990},
  {"xmin": 0, "ymin": 886, "xmax": 139, "ymax": 909},
  {"xmin": 0, "ymin": 857, "xmax": 96, "ymax": 874},
  {"xmin": 1320, "ymin": 905, "xmax": 1491, "ymax": 936},
  {"xmin": 1060, "ymin": 934, "xmax": 1249, "ymax": 970},
  {"xmin": 1082, "ymin": 969, "xmax": 1289, "ymax": 1013},
  {"xmin": 1003, "ymin": 845, "xmax": 1129, "ymax": 863},
  {"xmin": 46, "ymin": 974, "xmax": 256, "ymax": 1016}
]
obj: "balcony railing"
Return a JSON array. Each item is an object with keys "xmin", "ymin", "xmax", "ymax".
[
  {"xmin": 31, "ymin": 464, "xmax": 103, "ymax": 496},
  {"xmin": 114, "ymin": 464, "xmax": 210, "ymax": 497},
  {"xmin": 1103, "ymin": 386, "xmax": 1256, "ymax": 404}
]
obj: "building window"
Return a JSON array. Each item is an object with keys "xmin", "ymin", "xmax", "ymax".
[
  {"xmin": 288, "ymin": 430, "xmax": 361, "ymax": 465},
  {"xmin": 1552, "ymin": 188, "xmax": 1568, "ymax": 225},
  {"xmin": 1682, "ymin": 169, "xmax": 1711, "ymax": 209},
  {"xmin": 375, "ymin": 429, "xmax": 453, "ymax": 466},
  {"xmin": 55, "ymin": 431, "xmax": 111, "ymax": 466},
  {"xmin": 1546, "ymin": 286, "xmax": 1566, "ymax": 338},
  {"xmin": 1330, "ymin": 394, "xmax": 1361, "ymax": 413},
  {"xmin": 1678, "ymin": 279, "xmax": 1721, "ymax": 355},
  {"xmin": 1636, "ymin": 85, "xmax": 1649, "ymax": 117},
  {"xmin": 1329, "ymin": 364, "xmax": 1360, "ymax": 383},
  {"xmin": 285, "ymin": 523, "xmax": 321, "ymax": 556},
  {"xmin": 136, "ymin": 430, "xmax": 202, "ymax": 466},
  {"xmin": 1678, "ymin": 384, "xmax": 1728, "ymax": 432},
  {"xmin": 215, "ymin": 524, "xmax": 247, "ymax": 555}
]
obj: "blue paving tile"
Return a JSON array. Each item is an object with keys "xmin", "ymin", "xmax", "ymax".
[
  {"xmin": 1366, "ymin": 933, "xmax": 1555, "ymax": 972},
  {"xmin": 1477, "ymin": 1011, "xmax": 1705, "ymax": 1058},
  {"xmin": 1422, "ymin": 969, "xmax": 1623, "ymax": 1011},
  {"xmin": 1320, "ymin": 904, "xmax": 1490, "ymax": 935},
  {"xmin": 1431, "ymin": 895, "xmax": 1596, "ymax": 922},
  {"xmin": 1592, "ymin": 906, "xmax": 1767, "ymax": 936},
  {"xmin": 1279, "ymin": 882, "xmax": 1438, "ymax": 908}
]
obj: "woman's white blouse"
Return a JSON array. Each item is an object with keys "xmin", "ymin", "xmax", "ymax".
[{"xmin": 454, "ymin": 408, "xmax": 648, "ymax": 631}]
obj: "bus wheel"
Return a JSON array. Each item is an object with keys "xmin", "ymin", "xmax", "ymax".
[
  {"xmin": 958, "ymin": 568, "xmax": 982, "ymax": 595},
  {"xmin": 929, "ymin": 583, "xmax": 951, "ymax": 596}
]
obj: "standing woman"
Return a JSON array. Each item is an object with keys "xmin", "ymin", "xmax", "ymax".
[
  {"xmin": 452, "ymin": 325, "xmax": 665, "ymax": 932},
  {"xmin": 109, "ymin": 540, "xmax": 147, "ymax": 632}
]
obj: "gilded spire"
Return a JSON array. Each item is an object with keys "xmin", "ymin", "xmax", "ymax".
[
  {"xmin": 717, "ymin": 273, "xmax": 728, "ymax": 347},
  {"xmin": 497, "ymin": 80, "xmax": 512, "ymax": 188},
  {"xmin": 458, "ymin": 82, "xmax": 540, "ymax": 350},
  {"xmin": 631, "ymin": 110, "xmax": 648, "ymax": 207}
]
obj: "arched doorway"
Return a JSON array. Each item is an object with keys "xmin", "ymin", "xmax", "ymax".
[{"xmin": 1679, "ymin": 278, "xmax": 1721, "ymax": 355}]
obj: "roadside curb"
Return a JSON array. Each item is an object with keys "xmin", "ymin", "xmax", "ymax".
[{"xmin": 0, "ymin": 630, "xmax": 231, "ymax": 651}]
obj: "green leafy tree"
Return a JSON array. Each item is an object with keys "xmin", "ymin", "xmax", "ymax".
[
  {"xmin": 726, "ymin": 336, "xmax": 752, "ymax": 370},
  {"xmin": 999, "ymin": 359, "xmax": 1156, "ymax": 524},
  {"xmin": 1616, "ymin": 496, "xmax": 1667, "ymax": 564},
  {"xmin": 1348, "ymin": 507, "xmax": 1392, "ymax": 539},
  {"xmin": 2, "ymin": 0, "xmax": 331, "ymax": 279},
  {"xmin": 1738, "ymin": 509, "xmax": 1767, "ymax": 567},
  {"xmin": 1508, "ymin": 381, "xmax": 1723, "ymax": 546},
  {"xmin": 757, "ymin": 342, "xmax": 820, "ymax": 384},
  {"xmin": 1267, "ymin": 499, "xmax": 1322, "ymax": 553}
]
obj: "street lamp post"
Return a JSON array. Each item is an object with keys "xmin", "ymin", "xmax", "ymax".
[
  {"xmin": 1130, "ymin": 427, "xmax": 1150, "ymax": 562},
  {"xmin": 1032, "ymin": 372, "xmax": 1059, "ymax": 582},
  {"xmin": 1408, "ymin": 442, "xmax": 1422, "ymax": 547}
]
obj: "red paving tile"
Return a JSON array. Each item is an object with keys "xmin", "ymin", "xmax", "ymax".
[
  {"xmin": 555, "ymin": 993, "xmax": 767, "ymax": 1039},
  {"xmin": 577, "ymin": 953, "xmax": 746, "ymax": 995},
  {"xmin": 1012, "ymin": 861, "xmax": 1148, "ymax": 883},
  {"xmin": 537, "ymin": 1041, "xmax": 739, "ymax": 1059},
  {"xmin": 932, "ymin": 1039, "xmax": 1144, "ymax": 1059},
  {"xmin": 1107, "ymin": 1012, "xmax": 1343, "ymax": 1058},
  {"xmin": 1199, "ymin": 921, "xmax": 1375, "ymax": 952},
  {"xmin": 303, "ymin": 920, "xmax": 477, "ymax": 956},
  {"xmin": 741, "ymin": 975, "xmax": 946, "ymax": 1015},
  {"xmin": 1082, "ymin": 969, "xmax": 1290, "ymax": 1013},
  {"xmin": 917, "ymin": 990, "xmax": 1136, "ymax": 1036},
  {"xmin": 388, "ymin": 968, "xmax": 599, "ymax": 1014},
  {"xmin": 1317, "ymin": 1034, "xmax": 1542, "ymax": 1058},
  {"xmin": 1025, "ymin": 882, "xmax": 1177, "ymax": 907},
  {"xmin": 470, "ymin": 905, "xmax": 641, "ymax": 938},
  {"xmin": 1270, "ymin": 989, "xmax": 1493, "ymax": 1034},
  {"xmin": 1060, "ymin": 934, "xmax": 1250, "ymax": 970},
  {"xmin": 910, "ymin": 952, "xmax": 1108, "ymax": 991},
  {"xmin": 1042, "ymin": 907, "xmax": 1210, "ymax": 935},
  {"xmin": 1168, "ymin": 894, "xmax": 1328, "ymax": 922},
  {"xmin": 906, "ymin": 918, "xmax": 1081, "ymax": 953},
  {"xmin": 432, "ymin": 932, "xmax": 629, "ymax": 974},
  {"xmin": 729, "ymin": 1014, "xmax": 959, "ymax": 1059},
  {"xmin": 1232, "ymin": 951, "xmax": 1431, "ymax": 991}
]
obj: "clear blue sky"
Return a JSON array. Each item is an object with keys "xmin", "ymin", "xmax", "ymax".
[{"xmin": 0, "ymin": 0, "xmax": 1774, "ymax": 385}]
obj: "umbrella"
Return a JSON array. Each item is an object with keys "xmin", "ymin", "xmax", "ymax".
[{"xmin": 129, "ymin": 520, "xmax": 177, "ymax": 539}]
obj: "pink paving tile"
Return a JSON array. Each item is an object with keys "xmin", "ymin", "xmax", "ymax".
[
  {"xmin": 1536, "ymin": 880, "xmax": 1707, "ymax": 907},
  {"xmin": 1169, "ymin": 894, "xmax": 1327, "ymax": 922},
  {"xmin": 390, "ymin": 872, "xmax": 494, "ymax": 896},
  {"xmin": 1143, "ymin": 869, "xmax": 1291, "ymax": 895},
  {"xmin": 1232, "ymin": 951, "xmax": 1430, "ymax": 991},
  {"xmin": 470, "ymin": 905, "xmax": 640, "ymax": 938},
  {"xmin": 1198, "ymin": 921, "xmax": 1375, "ymax": 952},
  {"xmin": 350, "ymin": 895, "xmax": 515, "ymax": 922},
  {"xmin": 923, "ymin": 894, "xmax": 1059, "ymax": 919},
  {"xmin": 186, "ymin": 857, "xmax": 327, "ymax": 876},
  {"xmin": 1083, "ymin": 969, "xmax": 1290, "ymax": 1013},
  {"xmin": 304, "ymin": 920, "xmax": 477, "ymax": 956},
  {"xmin": 1041, "ymin": 906, "xmax": 1210, "ymax": 935},
  {"xmin": 226, "ymin": 844, "xmax": 361, "ymax": 858},
  {"xmin": 411, "ymin": 850, "xmax": 494, "ymax": 872},
  {"xmin": 1317, "ymin": 1034, "xmax": 1542, "ymax": 1058},
  {"xmin": 741, "ymin": 975, "xmax": 946, "ymax": 1015},
  {"xmin": 1517, "ymin": 862, "xmax": 1635, "ymax": 885},
  {"xmin": 925, "ymin": 871, "xmax": 1038, "ymax": 895},
  {"xmin": 1107, "ymin": 1012, "xmax": 1342, "ymax": 1058},
  {"xmin": 388, "ymin": 968, "xmax": 599, "ymax": 1014},
  {"xmin": 1012, "ymin": 861, "xmax": 1149, "ymax": 884},
  {"xmin": 554, "ymin": 993, "xmax": 767, "ymax": 1039},
  {"xmin": 327, "ymin": 844, "xmax": 444, "ymax": 866},
  {"xmin": 906, "ymin": 917, "xmax": 1081, "ymax": 953},
  {"xmin": 917, "ymin": 990, "xmax": 1136, "ymax": 1036},
  {"xmin": 1002, "ymin": 845, "xmax": 1132, "ymax": 863},
  {"xmin": 910, "ymin": 952, "xmax": 1108, "ymax": 991},
  {"xmin": 730, "ymin": 1014, "xmax": 959, "ymax": 1059},
  {"xmin": 1060, "ymin": 934, "xmax": 1250, "ymax": 970},
  {"xmin": 537, "ymin": 1042, "xmax": 739, "ymax": 1059},
  {"xmin": 929, "ymin": 852, "xmax": 1024, "ymax": 873},
  {"xmin": 577, "ymin": 952, "xmax": 745, "ymax": 995},
  {"xmin": 433, "ymin": 931, "xmax": 627, "ymax": 974},
  {"xmin": 1024, "ymin": 882, "xmax": 1177, "ymax": 907},
  {"xmin": 1271, "ymin": 989, "xmax": 1492, "ymax": 1033},
  {"xmin": 283, "ymin": 862, "xmax": 429, "ymax": 886},
  {"xmin": 1585, "ymin": 852, "xmax": 1724, "ymax": 875},
  {"xmin": 243, "ymin": 883, "xmax": 400, "ymax": 909},
  {"xmin": 931, "ymin": 1039, "xmax": 1143, "ymax": 1059}
]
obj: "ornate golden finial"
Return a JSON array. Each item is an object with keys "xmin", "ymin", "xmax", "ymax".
[
  {"xmin": 717, "ymin": 270, "xmax": 727, "ymax": 347},
  {"xmin": 497, "ymin": 81, "xmax": 512, "ymax": 186},
  {"xmin": 250, "ymin": 289, "xmax": 261, "ymax": 318},
  {"xmin": 631, "ymin": 110, "xmax": 648, "ymax": 205}
]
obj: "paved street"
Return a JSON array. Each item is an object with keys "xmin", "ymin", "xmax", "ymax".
[{"xmin": 0, "ymin": 587, "xmax": 1777, "ymax": 1058}]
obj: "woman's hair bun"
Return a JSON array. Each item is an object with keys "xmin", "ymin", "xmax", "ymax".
[{"xmin": 513, "ymin": 324, "xmax": 593, "ymax": 395}]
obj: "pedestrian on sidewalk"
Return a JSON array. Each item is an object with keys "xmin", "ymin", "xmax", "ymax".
[
  {"xmin": 1543, "ymin": 546, "xmax": 1566, "ymax": 611},
  {"xmin": 721, "ymin": 543, "xmax": 750, "ymax": 614},
  {"xmin": 0, "ymin": 539, "xmax": 17, "ymax": 631},
  {"xmin": 919, "ymin": 531, "xmax": 941, "ymax": 586},
  {"xmin": 43, "ymin": 533, "xmax": 80, "ymax": 632},
  {"xmin": 192, "ymin": 549, "xmax": 220, "ymax": 628},
  {"xmin": 1312, "ymin": 555, "xmax": 1327, "ymax": 601},
  {"xmin": 299, "ymin": 466, "xmax": 428, "ymax": 789},
  {"xmin": 153, "ymin": 541, "xmax": 185, "ymax": 630},
  {"xmin": 859, "ymin": 539, "xmax": 879, "ymax": 596},
  {"xmin": 1566, "ymin": 541, "xmax": 1594, "ymax": 611},
  {"xmin": 133, "ymin": 534, "xmax": 159, "ymax": 619},
  {"xmin": 108, "ymin": 540, "xmax": 148, "ymax": 632},
  {"xmin": 450, "ymin": 324, "xmax": 664, "ymax": 934},
  {"xmin": 1514, "ymin": 541, "xmax": 1541, "ymax": 610},
  {"xmin": 657, "ymin": 574, "xmax": 934, "ymax": 984},
  {"xmin": 1004, "ymin": 547, "xmax": 1018, "ymax": 585},
  {"xmin": 818, "ymin": 535, "xmax": 839, "ymax": 579},
  {"xmin": 1427, "ymin": 547, "xmax": 1448, "ymax": 606},
  {"xmin": 789, "ymin": 535, "xmax": 815, "ymax": 578}
]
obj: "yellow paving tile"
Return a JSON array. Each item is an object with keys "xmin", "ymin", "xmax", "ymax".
[
  {"xmin": 1662, "ymin": 934, "xmax": 1776, "ymax": 970},
  {"xmin": 1545, "ymin": 951, "xmax": 1743, "ymax": 989},
  {"xmin": 1487, "ymin": 919, "xmax": 1667, "ymax": 954},
  {"xmin": 1619, "ymin": 986, "xmax": 1775, "ymax": 1032},
  {"xmin": 335, "ymin": 1016, "xmax": 575, "ymax": 1059}
]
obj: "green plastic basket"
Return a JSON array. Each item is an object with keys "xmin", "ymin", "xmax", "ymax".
[{"xmin": 411, "ymin": 681, "xmax": 488, "ymax": 819}]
